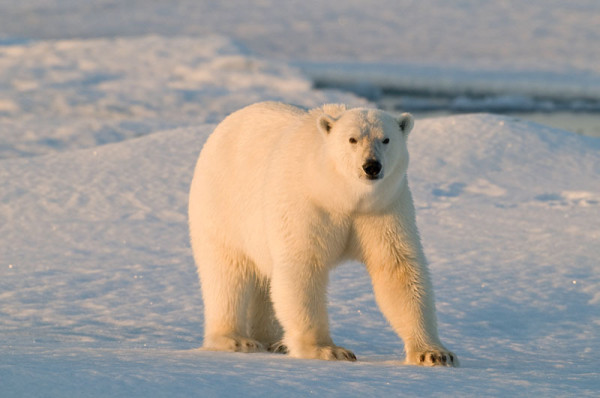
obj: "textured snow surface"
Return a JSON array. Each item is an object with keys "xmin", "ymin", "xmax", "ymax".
[
  {"xmin": 2, "ymin": 114, "xmax": 599, "ymax": 397},
  {"xmin": 1, "ymin": 0, "xmax": 600, "ymax": 396},
  {"xmin": 2, "ymin": 0, "xmax": 600, "ymax": 109},
  {"xmin": 2, "ymin": 0, "xmax": 599, "ymax": 73},
  {"xmin": 0, "ymin": 36, "xmax": 363, "ymax": 159}
]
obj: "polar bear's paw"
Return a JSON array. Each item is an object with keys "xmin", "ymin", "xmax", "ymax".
[
  {"xmin": 268, "ymin": 342, "xmax": 288, "ymax": 354},
  {"xmin": 318, "ymin": 345, "xmax": 357, "ymax": 361},
  {"xmin": 407, "ymin": 349, "xmax": 458, "ymax": 367},
  {"xmin": 290, "ymin": 344, "xmax": 357, "ymax": 361},
  {"xmin": 203, "ymin": 334, "xmax": 265, "ymax": 353}
]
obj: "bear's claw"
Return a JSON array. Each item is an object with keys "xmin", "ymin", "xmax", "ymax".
[
  {"xmin": 268, "ymin": 342, "xmax": 288, "ymax": 354},
  {"xmin": 412, "ymin": 349, "xmax": 458, "ymax": 367}
]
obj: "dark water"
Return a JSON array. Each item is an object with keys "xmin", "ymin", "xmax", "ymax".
[
  {"xmin": 405, "ymin": 110, "xmax": 600, "ymax": 138},
  {"xmin": 314, "ymin": 79, "xmax": 600, "ymax": 137},
  {"xmin": 377, "ymin": 95, "xmax": 600, "ymax": 138}
]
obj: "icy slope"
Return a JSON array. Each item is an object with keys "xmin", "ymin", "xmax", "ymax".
[
  {"xmin": 0, "ymin": 36, "xmax": 364, "ymax": 159},
  {"xmin": 1, "ymin": 114, "xmax": 599, "ymax": 396},
  {"xmin": 0, "ymin": 126, "xmax": 208, "ymax": 348}
]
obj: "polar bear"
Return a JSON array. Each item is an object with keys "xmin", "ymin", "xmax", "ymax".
[{"xmin": 188, "ymin": 101, "xmax": 457, "ymax": 366}]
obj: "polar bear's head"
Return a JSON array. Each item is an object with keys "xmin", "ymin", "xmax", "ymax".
[{"xmin": 317, "ymin": 107, "xmax": 414, "ymax": 185}]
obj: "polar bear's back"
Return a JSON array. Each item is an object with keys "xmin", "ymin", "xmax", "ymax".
[{"xmin": 201, "ymin": 101, "xmax": 305, "ymax": 172}]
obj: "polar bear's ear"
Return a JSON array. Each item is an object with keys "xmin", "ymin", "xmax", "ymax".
[
  {"xmin": 397, "ymin": 113, "xmax": 414, "ymax": 136},
  {"xmin": 317, "ymin": 114, "xmax": 336, "ymax": 134}
]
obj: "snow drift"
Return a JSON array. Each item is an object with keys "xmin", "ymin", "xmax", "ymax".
[{"xmin": 1, "ymin": 111, "xmax": 598, "ymax": 396}]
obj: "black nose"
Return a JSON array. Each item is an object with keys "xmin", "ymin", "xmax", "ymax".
[{"xmin": 362, "ymin": 160, "xmax": 382, "ymax": 178}]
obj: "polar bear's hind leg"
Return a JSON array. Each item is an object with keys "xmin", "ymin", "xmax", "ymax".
[
  {"xmin": 199, "ymin": 247, "xmax": 264, "ymax": 353},
  {"xmin": 247, "ymin": 279, "xmax": 284, "ymax": 350}
]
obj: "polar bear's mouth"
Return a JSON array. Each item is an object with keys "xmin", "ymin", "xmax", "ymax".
[
  {"xmin": 360, "ymin": 171, "xmax": 384, "ymax": 182},
  {"xmin": 363, "ymin": 174, "xmax": 383, "ymax": 182}
]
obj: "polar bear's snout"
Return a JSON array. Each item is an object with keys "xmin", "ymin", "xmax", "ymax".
[{"xmin": 362, "ymin": 159, "xmax": 382, "ymax": 179}]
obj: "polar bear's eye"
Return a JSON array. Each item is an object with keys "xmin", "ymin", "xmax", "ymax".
[
  {"xmin": 349, "ymin": 138, "xmax": 358, "ymax": 144},
  {"xmin": 382, "ymin": 138, "xmax": 390, "ymax": 144}
]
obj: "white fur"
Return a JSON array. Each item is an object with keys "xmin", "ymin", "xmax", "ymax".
[{"xmin": 188, "ymin": 101, "xmax": 457, "ymax": 366}]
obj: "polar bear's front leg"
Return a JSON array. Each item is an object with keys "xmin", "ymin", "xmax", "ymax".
[
  {"xmin": 366, "ymin": 260, "xmax": 457, "ymax": 366},
  {"xmin": 354, "ymin": 211, "xmax": 458, "ymax": 367},
  {"xmin": 269, "ymin": 263, "xmax": 357, "ymax": 361}
]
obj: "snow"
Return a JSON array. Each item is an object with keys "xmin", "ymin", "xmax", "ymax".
[
  {"xmin": 301, "ymin": 62, "xmax": 600, "ymax": 108},
  {"xmin": 2, "ymin": 114, "xmax": 599, "ymax": 396},
  {"xmin": 2, "ymin": 0, "xmax": 600, "ymax": 112},
  {"xmin": 1, "ymin": 1, "xmax": 600, "ymax": 396},
  {"xmin": 2, "ymin": 1, "xmax": 599, "ymax": 73},
  {"xmin": 0, "ymin": 36, "xmax": 363, "ymax": 159}
]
